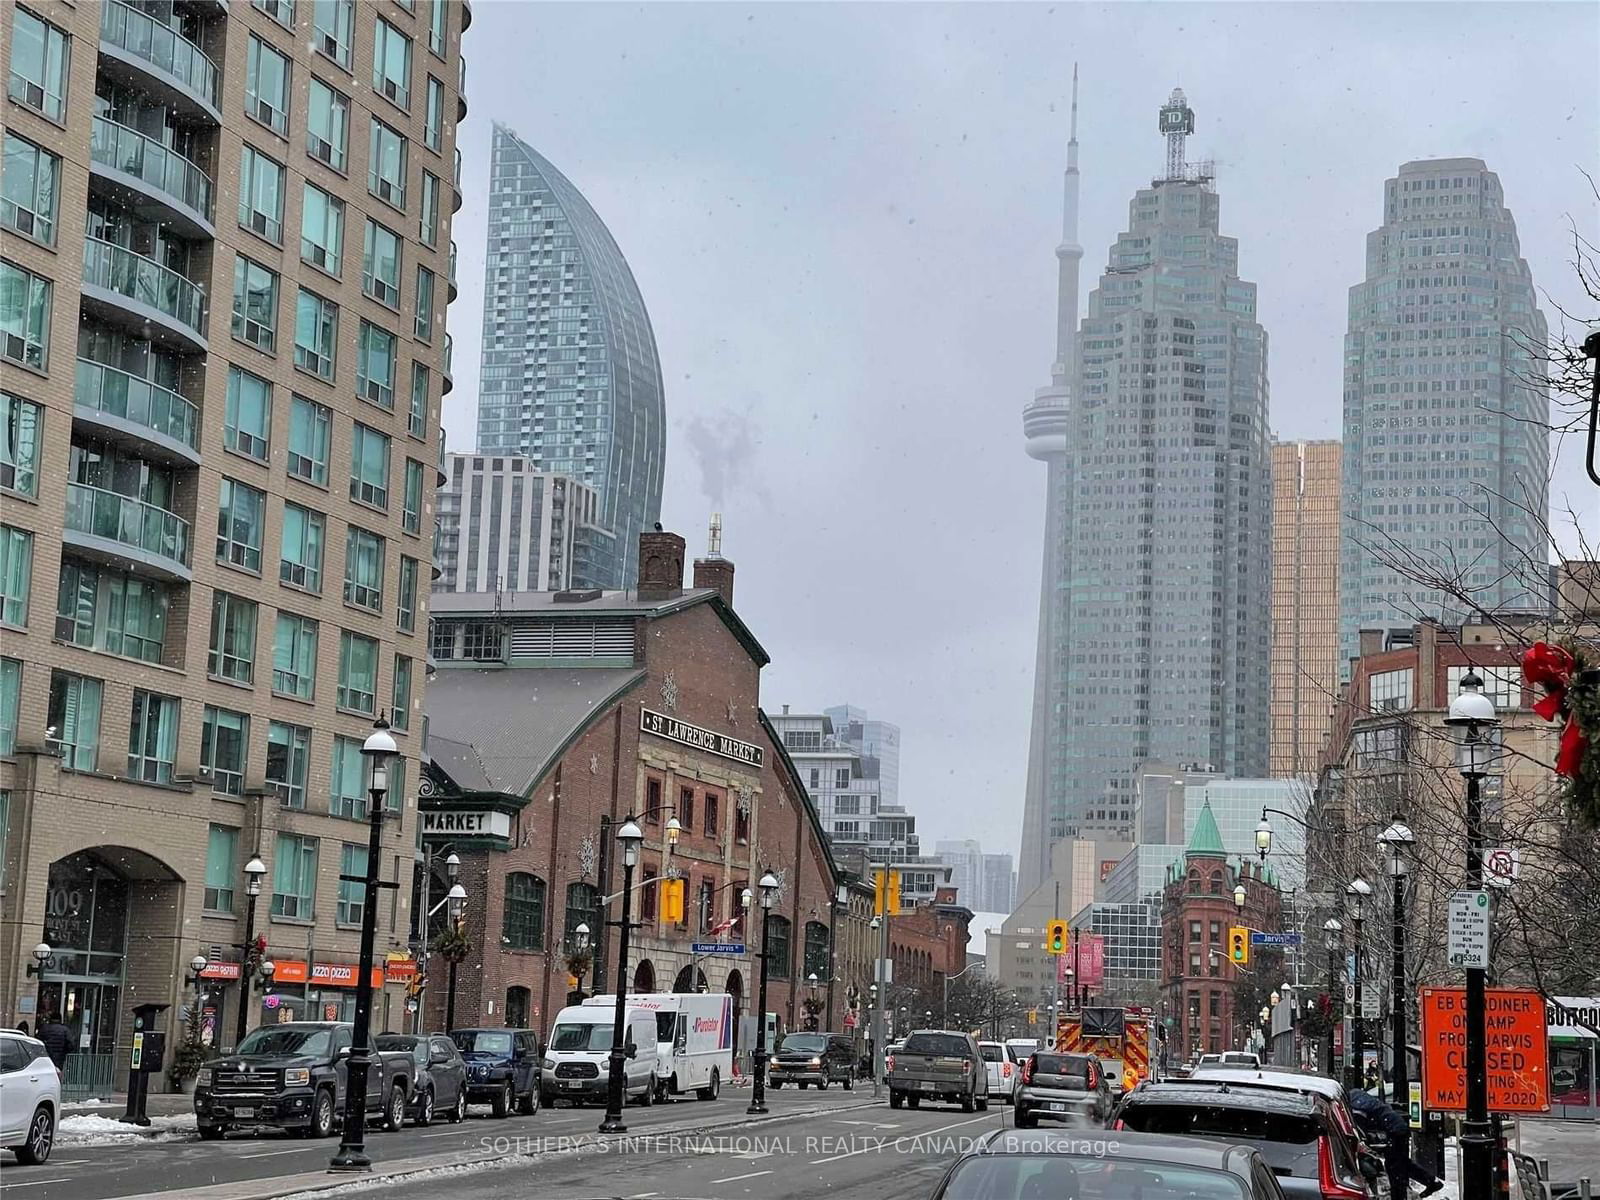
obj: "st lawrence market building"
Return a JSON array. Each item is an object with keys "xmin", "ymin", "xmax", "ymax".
[{"xmin": 415, "ymin": 530, "xmax": 842, "ymax": 1053}]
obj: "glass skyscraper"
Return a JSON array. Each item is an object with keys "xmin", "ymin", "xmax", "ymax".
[
  {"xmin": 1340, "ymin": 158, "xmax": 1549, "ymax": 662},
  {"xmin": 477, "ymin": 124, "xmax": 666, "ymax": 588}
]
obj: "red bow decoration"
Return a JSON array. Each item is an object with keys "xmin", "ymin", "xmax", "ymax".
[{"xmin": 1521, "ymin": 642, "xmax": 1588, "ymax": 777}]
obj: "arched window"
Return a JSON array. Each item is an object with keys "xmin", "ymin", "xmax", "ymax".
[
  {"xmin": 803, "ymin": 921, "xmax": 829, "ymax": 980},
  {"xmin": 564, "ymin": 882, "xmax": 601, "ymax": 950},
  {"xmin": 766, "ymin": 915, "xmax": 792, "ymax": 979},
  {"xmin": 503, "ymin": 873, "xmax": 545, "ymax": 950},
  {"xmin": 505, "ymin": 986, "xmax": 531, "ymax": 1028},
  {"xmin": 1209, "ymin": 871, "xmax": 1223, "ymax": 895}
]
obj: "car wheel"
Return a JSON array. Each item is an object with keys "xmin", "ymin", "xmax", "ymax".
[
  {"xmin": 907, "ymin": 1094, "xmax": 921, "ymax": 1109},
  {"xmin": 310, "ymin": 1088, "xmax": 337, "ymax": 1138},
  {"xmin": 639, "ymin": 1078, "xmax": 654, "ymax": 1107},
  {"xmin": 961, "ymin": 1092, "xmax": 976, "ymax": 1114},
  {"xmin": 384, "ymin": 1086, "xmax": 407, "ymax": 1132},
  {"xmin": 1014, "ymin": 1107, "xmax": 1037, "ymax": 1129},
  {"xmin": 447, "ymin": 1087, "xmax": 467, "ymax": 1123},
  {"xmin": 492, "ymin": 1081, "xmax": 513, "ymax": 1118},
  {"xmin": 517, "ymin": 1085, "xmax": 537, "ymax": 1115},
  {"xmin": 977, "ymin": 1094, "xmax": 989, "ymax": 1112},
  {"xmin": 769, "ymin": 1080, "xmax": 783, "ymax": 1089},
  {"xmin": 889, "ymin": 1089, "xmax": 903, "ymax": 1109},
  {"xmin": 14, "ymin": 1105, "xmax": 55, "ymax": 1165},
  {"xmin": 697, "ymin": 1068, "xmax": 720, "ymax": 1101},
  {"xmin": 416, "ymin": 1087, "xmax": 435, "ymax": 1127}
]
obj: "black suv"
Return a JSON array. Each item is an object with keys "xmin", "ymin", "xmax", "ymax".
[
  {"xmin": 768, "ymin": 1032, "xmax": 855, "ymax": 1089},
  {"xmin": 450, "ymin": 1028, "xmax": 542, "ymax": 1117}
]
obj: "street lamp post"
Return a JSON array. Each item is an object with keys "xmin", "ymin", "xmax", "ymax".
[
  {"xmin": 1445, "ymin": 671, "xmax": 1499, "ymax": 1200},
  {"xmin": 1346, "ymin": 877, "xmax": 1372, "ymax": 1088},
  {"xmin": 600, "ymin": 818, "xmax": 644, "ymax": 1134},
  {"xmin": 806, "ymin": 973, "xmax": 820, "ymax": 1030},
  {"xmin": 747, "ymin": 870, "xmax": 780, "ymax": 1115},
  {"xmin": 416, "ymin": 849, "xmax": 461, "ymax": 1032},
  {"xmin": 234, "ymin": 855, "xmax": 267, "ymax": 1048},
  {"xmin": 442, "ymin": 881, "xmax": 467, "ymax": 1030},
  {"xmin": 869, "ymin": 975, "xmax": 881, "ymax": 1097},
  {"xmin": 1322, "ymin": 918, "xmax": 1342, "ymax": 1078},
  {"xmin": 1379, "ymin": 821, "xmax": 1417, "ymax": 1197},
  {"xmin": 573, "ymin": 923, "xmax": 592, "ymax": 996},
  {"xmin": 329, "ymin": 717, "xmax": 397, "ymax": 1173}
]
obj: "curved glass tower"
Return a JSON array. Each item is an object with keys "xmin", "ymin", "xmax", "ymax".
[{"xmin": 477, "ymin": 123, "xmax": 666, "ymax": 588}]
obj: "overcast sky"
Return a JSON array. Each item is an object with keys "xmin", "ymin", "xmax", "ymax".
[{"xmin": 443, "ymin": 2, "xmax": 1600, "ymax": 860}]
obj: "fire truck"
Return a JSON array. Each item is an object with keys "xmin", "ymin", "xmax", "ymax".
[{"xmin": 1054, "ymin": 1006, "xmax": 1156, "ymax": 1095}]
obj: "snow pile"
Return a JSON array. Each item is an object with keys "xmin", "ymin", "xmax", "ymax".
[{"xmin": 57, "ymin": 1112, "xmax": 198, "ymax": 1145}]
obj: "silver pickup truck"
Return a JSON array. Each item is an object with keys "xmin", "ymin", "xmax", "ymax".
[{"xmin": 887, "ymin": 1030, "xmax": 989, "ymax": 1113}]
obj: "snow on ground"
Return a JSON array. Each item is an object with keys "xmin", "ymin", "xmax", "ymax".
[{"xmin": 57, "ymin": 1112, "xmax": 198, "ymax": 1145}]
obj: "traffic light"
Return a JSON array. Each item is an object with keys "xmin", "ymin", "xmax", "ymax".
[
  {"xmin": 1229, "ymin": 926, "xmax": 1250, "ymax": 965},
  {"xmin": 874, "ymin": 868, "xmax": 901, "ymax": 916},
  {"xmin": 663, "ymin": 878, "xmax": 685, "ymax": 924},
  {"xmin": 1046, "ymin": 919, "xmax": 1068, "ymax": 955}
]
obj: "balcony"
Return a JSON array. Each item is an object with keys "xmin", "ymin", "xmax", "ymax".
[
  {"xmin": 442, "ymin": 333, "xmax": 454, "ymax": 395},
  {"xmin": 436, "ymin": 423, "xmax": 449, "ymax": 487},
  {"xmin": 99, "ymin": 0, "xmax": 221, "ymax": 123},
  {"xmin": 458, "ymin": 55, "xmax": 468, "ymax": 120},
  {"xmin": 89, "ymin": 117, "xmax": 215, "ymax": 239},
  {"xmin": 449, "ymin": 241, "xmax": 459, "ymax": 301},
  {"xmin": 453, "ymin": 148, "xmax": 463, "ymax": 213},
  {"xmin": 81, "ymin": 237, "xmax": 208, "ymax": 352},
  {"xmin": 461, "ymin": 0, "xmax": 473, "ymax": 30},
  {"xmin": 74, "ymin": 358, "xmax": 201, "ymax": 467},
  {"xmin": 64, "ymin": 482, "xmax": 192, "ymax": 582}
]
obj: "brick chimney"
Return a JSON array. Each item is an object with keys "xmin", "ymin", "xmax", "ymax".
[
  {"xmin": 636, "ymin": 526, "xmax": 685, "ymax": 599},
  {"xmin": 693, "ymin": 556, "xmax": 735, "ymax": 608}
]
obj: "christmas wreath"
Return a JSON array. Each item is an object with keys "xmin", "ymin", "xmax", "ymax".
[{"xmin": 1522, "ymin": 640, "xmax": 1600, "ymax": 826}]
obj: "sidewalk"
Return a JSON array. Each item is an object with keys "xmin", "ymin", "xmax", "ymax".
[{"xmin": 62, "ymin": 1094, "xmax": 194, "ymax": 1119}]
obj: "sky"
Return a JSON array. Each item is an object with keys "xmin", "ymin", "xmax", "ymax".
[{"xmin": 442, "ymin": 2, "xmax": 1600, "ymax": 860}]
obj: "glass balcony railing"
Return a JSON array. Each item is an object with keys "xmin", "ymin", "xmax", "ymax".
[
  {"xmin": 101, "ymin": 0, "xmax": 220, "ymax": 109},
  {"xmin": 76, "ymin": 358, "xmax": 199, "ymax": 451},
  {"xmin": 65, "ymin": 482, "xmax": 191, "ymax": 568},
  {"xmin": 442, "ymin": 334, "xmax": 454, "ymax": 394},
  {"xmin": 83, "ymin": 237, "xmax": 207, "ymax": 339},
  {"xmin": 449, "ymin": 240, "xmax": 459, "ymax": 298},
  {"xmin": 454, "ymin": 146, "xmax": 462, "ymax": 187},
  {"xmin": 458, "ymin": 54, "xmax": 468, "ymax": 118},
  {"xmin": 91, "ymin": 116, "xmax": 214, "ymax": 221}
]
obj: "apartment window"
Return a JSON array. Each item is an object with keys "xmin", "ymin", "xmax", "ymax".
[
  {"xmin": 56, "ymin": 560, "xmax": 168, "ymax": 662},
  {"xmin": 679, "ymin": 788, "xmax": 695, "ymax": 831},
  {"xmin": 350, "ymin": 424, "xmax": 391, "ymax": 508},
  {"xmin": 2, "ymin": 133, "xmax": 60, "ymax": 245},
  {"xmin": 271, "ymin": 833, "xmax": 319, "ymax": 918},
  {"xmin": 245, "ymin": 35, "xmax": 291, "ymax": 133},
  {"xmin": 356, "ymin": 322, "xmax": 397, "ymax": 409},
  {"xmin": 266, "ymin": 720, "xmax": 311, "ymax": 808},
  {"xmin": 427, "ymin": 0, "xmax": 447, "ymax": 55},
  {"xmin": 311, "ymin": 0, "xmax": 353, "ymax": 69},
  {"xmin": 224, "ymin": 366, "xmax": 272, "ymax": 460},
  {"xmin": 704, "ymin": 791, "xmax": 719, "ymax": 836},
  {"xmin": 200, "ymin": 706, "xmax": 249, "ymax": 796},
  {"xmin": 287, "ymin": 395, "xmax": 331, "ymax": 485},
  {"xmin": 300, "ymin": 184, "xmax": 344, "ymax": 275},
  {"xmin": 272, "ymin": 611, "xmax": 318, "ymax": 699},
  {"xmin": 397, "ymin": 555, "xmax": 418, "ymax": 632},
  {"xmin": 372, "ymin": 17, "xmax": 412, "ymax": 108},
  {"xmin": 0, "ymin": 658, "xmax": 18, "ymax": 756},
  {"xmin": 343, "ymin": 524, "xmax": 385, "ymax": 611},
  {"xmin": 402, "ymin": 459, "xmax": 424, "ymax": 534},
  {"xmin": 217, "ymin": 478, "xmax": 266, "ymax": 572},
  {"xmin": 408, "ymin": 363, "xmax": 429, "ymax": 438},
  {"xmin": 387, "ymin": 756, "xmax": 406, "ymax": 813},
  {"xmin": 368, "ymin": 120, "xmax": 408, "ymax": 208},
  {"xmin": 392, "ymin": 654, "xmax": 412, "ymax": 730},
  {"xmin": 461, "ymin": 621, "xmax": 501, "ymax": 661},
  {"xmin": 362, "ymin": 220, "xmax": 402, "ymax": 308},
  {"xmin": 418, "ymin": 172, "xmax": 440, "ymax": 246},
  {"xmin": 424, "ymin": 77, "xmax": 444, "ymax": 152},
  {"xmin": 766, "ymin": 917, "xmax": 792, "ymax": 979},
  {"xmin": 294, "ymin": 288, "xmax": 338, "ymax": 379},
  {"xmin": 1, "ymin": 392, "xmax": 41, "ymax": 498},
  {"xmin": 306, "ymin": 78, "xmax": 349, "ymax": 171},
  {"xmin": 252, "ymin": 0, "xmax": 294, "ymax": 29},
  {"xmin": 127, "ymin": 689, "xmax": 179, "ymax": 783},
  {"xmin": 1369, "ymin": 668, "xmax": 1414, "ymax": 713},
  {"xmin": 238, "ymin": 146, "xmax": 286, "ymax": 243},
  {"xmin": 0, "ymin": 261, "xmax": 51, "ymax": 370},
  {"xmin": 503, "ymin": 873, "xmax": 545, "ymax": 951},
  {"xmin": 646, "ymin": 778, "xmax": 662, "ymax": 823},
  {"xmin": 231, "ymin": 256, "xmax": 280, "ymax": 352},
  {"xmin": 331, "ymin": 734, "xmax": 367, "ymax": 817},
  {"xmin": 337, "ymin": 843, "xmax": 369, "ymax": 923},
  {"xmin": 204, "ymin": 825, "xmax": 240, "ymax": 913},
  {"xmin": 338, "ymin": 630, "xmax": 379, "ymax": 714},
  {"xmin": 46, "ymin": 670, "xmax": 102, "ymax": 771},
  {"xmin": 7, "ymin": 8, "xmax": 69, "ymax": 121},
  {"xmin": 734, "ymin": 802, "xmax": 749, "ymax": 843},
  {"xmin": 207, "ymin": 591, "xmax": 258, "ymax": 683},
  {"xmin": 414, "ymin": 266, "xmax": 435, "ymax": 340},
  {"xmin": 0, "ymin": 524, "xmax": 32, "ymax": 624},
  {"xmin": 280, "ymin": 502, "xmax": 325, "ymax": 592}
]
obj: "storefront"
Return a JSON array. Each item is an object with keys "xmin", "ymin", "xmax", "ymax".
[
  {"xmin": 1547, "ymin": 995, "xmax": 1598, "ymax": 1119},
  {"xmin": 260, "ymin": 960, "xmax": 410, "ymax": 1030}
]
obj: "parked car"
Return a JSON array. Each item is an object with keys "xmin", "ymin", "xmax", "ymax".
[
  {"xmin": 887, "ymin": 1030, "xmax": 989, "ymax": 1113},
  {"xmin": 929, "ymin": 1127, "xmax": 1291, "ymax": 1200},
  {"xmin": 194, "ymin": 1022, "xmax": 415, "ymax": 1139},
  {"xmin": 375, "ymin": 1034, "xmax": 468, "ymax": 1125},
  {"xmin": 0, "ymin": 1032, "xmax": 58, "ymax": 1165},
  {"xmin": 978, "ymin": 1040, "xmax": 1020, "ymax": 1105},
  {"xmin": 1186, "ymin": 1065, "xmax": 1371, "ymax": 1170},
  {"xmin": 1111, "ymin": 1081, "xmax": 1374, "ymax": 1200},
  {"xmin": 1198, "ymin": 1051, "xmax": 1262, "ymax": 1068},
  {"xmin": 1013, "ymin": 1050, "xmax": 1113, "ymax": 1128},
  {"xmin": 541, "ymin": 1005, "xmax": 657, "ymax": 1107},
  {"xmin": 450, "ymin": 1028, "xmax": 542, "ymax": 1116},
  {"xmin": 768, "ymin": 1032, "xmax": 854, "ymax": 1090}
]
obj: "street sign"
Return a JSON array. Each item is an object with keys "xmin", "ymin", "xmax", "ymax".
[
  {"xmin": 690, "ymin": 942, "xmax": 745, "ymax": 955},
  {"xmin": 1249, "ymin": 931, "xmax": 1303, "ymax": 947},
  {"xmin": 1344, "ymin": 982, "xmax": 1356, "ymax": 1005},
  {"xmin": 1420, "ymin": 987, "xmax": 1549, "ymax": 1113},
  {"xmin": 1407, "ymin": 1081, "xmax": 1422, "ymax": 1129},
  {"xmin": 1447, "ymin": 890, "xmax": 1491, "ymax": 968},
  {"xmin": 1362, "ymin": 989, "xmax": 1381, "ymax": 1020},
  {"xmin": 1485, "ymin": 847, "xmax": 1520, "ymax": 889}
]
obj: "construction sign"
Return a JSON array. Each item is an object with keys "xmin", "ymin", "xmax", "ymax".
[{"xmin": 1419, "ymin": 987, "xmax": 1549, "ymax": 1113}]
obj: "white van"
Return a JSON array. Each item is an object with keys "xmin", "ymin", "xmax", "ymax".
[
  {"xmin": 584, "ymin": 993, "xmax": 731, "ymax": 1101},
  {"xmin": 541, "ymin": 1003, "xmax": 659, "ymax": 1107}
]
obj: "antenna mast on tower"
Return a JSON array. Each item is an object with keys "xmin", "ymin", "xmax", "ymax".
[{"xmin": 1158, "ymin": 87, "xmax": 1195, "ymax": 182}]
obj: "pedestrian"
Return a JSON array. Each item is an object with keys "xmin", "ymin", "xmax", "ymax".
[
  {"xmin": 15, "ymin": 1020, "xmax": 28, "ymax": 1037},
  {"xmin": 1346, "ymin": 1085, "xmax": 1442, "ymax": 1198},
  {"xmin": 36, "ymin": 1012, "xmax": 72, "ymax": 1071}
]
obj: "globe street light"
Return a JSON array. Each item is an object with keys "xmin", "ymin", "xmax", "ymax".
[
  {"xmin": 443, "ymin": 882, "xmax": 468, "ymax": 1030},
  {"xmin": 1344, "ymin": 877, "xmax": 1373, "ymax": 1086},
  {"xmin": 1255, "ymin": 815, "xmax": 1273, "ymax": 862},
  {"xmin": 1233, "ymin": 882, "xmax": 1247, "ymax": 913},
  {"xmin": 599, "ymin": 818, "xmax": 644, "ymax": 1134},
  {"xmin": 234, "ymin": 855, "xmax": 269, "ymax": 1048},
  {"xmin": 1322, "ymin": 917, "xmax": 1343, "ymax": 1077},
  {"xmin": 1379, "ymin": 820, "xmax": 1416, "ymax": 1121},
  {"xmin": 573, "ymin": 923, "xmax": 592, "ymax": 996},
  {"xmin": 746, "ymin": 869, "xmax": 780, "ymax": 1115}
]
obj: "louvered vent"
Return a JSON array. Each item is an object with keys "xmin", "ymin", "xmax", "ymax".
[{"xmin": 509, "ymin": 618, "xmax": 634, "ymax": 659}]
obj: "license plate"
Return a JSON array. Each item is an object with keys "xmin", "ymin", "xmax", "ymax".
[
  {"xmin": 234, "ymin": 1108, "xmax": 257, "ymax": 1119},
  {"xmin": 564, "ymin": 1080, "xmax": 583, "ymax": 1089},
  {"xmin": 1047, "ymin": 1102, "xmax": 1065, "ymax": 1111},
  {"xmin": 919, "ymin": 1081, "xmax": 937, "ymax": 1092}
]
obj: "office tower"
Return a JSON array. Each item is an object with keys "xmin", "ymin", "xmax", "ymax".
[
  {"xmin": 823, "ymin": 703, "xmax": 901, "ymax": 811},
  {"xmin": 1270, "ymin": 439, "xmax": 1342, "ymax": 775},
  {"xmin": 0, "ymin": 0, "xmax": 469, "ymax": 1064},
  {"xmin": 1017, "ymin": 86, "xmax": 1272, "ymax": 897},
  {"xmin": 434, "ymin": 452, "xmax": 601, "ymax": 593},
  {"xmin": 1340, "ymin": 159, "xmax": 1549, "ymax": 664},
  {"xmin": 476, "ymin": 123, "xmax": 664, "ymax": 589}
]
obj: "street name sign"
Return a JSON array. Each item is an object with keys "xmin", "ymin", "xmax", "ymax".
[
  {"xmin": 1420, "ymin": 987, "xmax": 1548, "ymax": 1113},
  {"xmin": 1447, "ymin": 890, "xmax": 1490, "ymax": 969},
  {"xmin": 690, "ymin": 942, "xmax": 745, "ymax": 955},
  {"xmin": 1249, "ymin": 931, "xmax": 1303, "ymax": 947}
]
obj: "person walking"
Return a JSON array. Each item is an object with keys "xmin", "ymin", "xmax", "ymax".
[
  {"xmin": 36, "ymin": 1012, "xmax": 73, "ymax": 1072},
  {"xmin": 1347, "ymin": 1085, "xmax": 1443, "ymax": 1198}
]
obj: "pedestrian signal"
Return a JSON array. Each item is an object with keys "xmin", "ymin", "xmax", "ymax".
[
  {"xmin": 1046, "ymin": 919, "xmax": 1068, "ymax": 955},
  {"xmin": 1229, "ymin": 927, "xmax": 1250, "ymax": 965}
]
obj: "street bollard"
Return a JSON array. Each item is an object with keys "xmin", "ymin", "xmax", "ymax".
[{"xmin": 1579, "ymin": 1178, "xmax": 1590, "ymax": 1200}]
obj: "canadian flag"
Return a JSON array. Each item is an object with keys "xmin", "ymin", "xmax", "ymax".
[{"xmin": 707, "ymin": 914, "xmax": 741, "ymax": 938}]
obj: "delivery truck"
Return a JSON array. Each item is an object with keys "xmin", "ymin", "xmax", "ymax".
[{"xmin": 583, "ymin": 992, "xmax": 732, "ymax": 1101}]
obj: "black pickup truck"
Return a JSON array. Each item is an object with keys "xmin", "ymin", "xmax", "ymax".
[{"xmin": 194, "ymin": 1022, "xmax": 415, "ymax": 1139}]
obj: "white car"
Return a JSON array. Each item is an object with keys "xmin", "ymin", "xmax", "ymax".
[
  {"xmin": 978, "ymin": 1040, "xmax": 1020, "ymax": 1104},
  {"xmin": 0, "ymin": 1033, "xmax": 58, "ymax": 1165}
]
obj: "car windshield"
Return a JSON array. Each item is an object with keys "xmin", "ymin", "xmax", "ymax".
[
  {"xmin": 1119, "ymin": 1103, "xmax": 1323, "ymax": 1175},
  {"xmin": 781, "ymin": 1035, "xmax": 827, "ymax": 1054},
  {"xmin": 236, "ymin": 1027, "xmax": 331, "ymax": 1057},
  {"xmin": 903, "ymin": 1033, "xmax": 969, "ymax": 1056},
  {"xmin": 452, "ymin": 1031, "xmax": 514, "ymax": 1055},
  {"xmin": 549, "ymin": 1023, "xmax": 612, "ymax": 1052},
  {"xmin": 939, "ymin": 1155, "xmax": 1249, "ymax": 1200}
]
